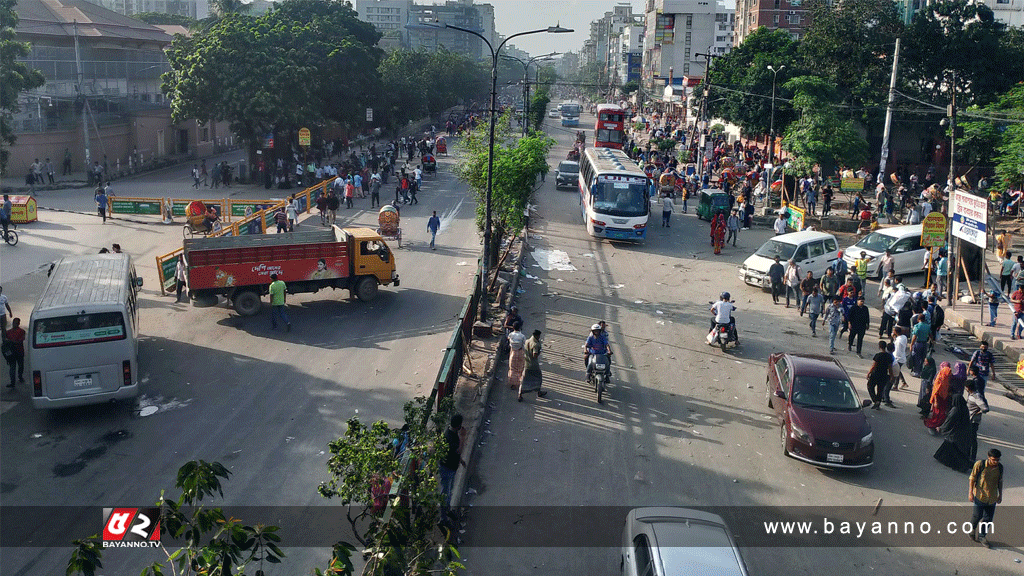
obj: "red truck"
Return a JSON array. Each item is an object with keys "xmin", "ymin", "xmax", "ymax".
[{"xmin": 183, "ymin": 226, "xmax": 399, "ymax": 316}]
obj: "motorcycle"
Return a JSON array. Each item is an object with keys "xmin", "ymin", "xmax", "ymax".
[
  {"xmin": 707, "ymin": 302, "xmax": 738, "ymax": 351},
  {"xmin": 587, "ymin": 352, "xmax": 611, "ymax": 403}
]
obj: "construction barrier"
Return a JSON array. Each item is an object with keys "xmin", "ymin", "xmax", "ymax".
[{"xmin": 108, "ymin": 197, "xmax": 164, "ymax": 217}]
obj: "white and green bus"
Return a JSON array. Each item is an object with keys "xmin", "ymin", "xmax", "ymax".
[{"xmin": 29, "ymin": 254, "xmax": 143, "ymax": 409}]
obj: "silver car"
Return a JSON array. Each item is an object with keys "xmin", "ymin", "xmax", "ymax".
[{"xmin": 621, "ymin": 508, "xmax": 749, "ymax": 576}]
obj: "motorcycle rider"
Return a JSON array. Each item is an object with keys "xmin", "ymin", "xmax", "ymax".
[
  {"xmin": 709, "ymin": 292, "xmax": 738, "ymax": 343},
  {"xmin": 584, "ymin": 324, "xmax": 612, "ymax": 380}
]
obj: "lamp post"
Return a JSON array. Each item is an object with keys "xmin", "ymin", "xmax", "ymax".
[
  {"xmin": 502, "ymin": 52, "xmax": 560, "ymax": 137},
  {"xmin": 409, "ymin": 22, "xmax": 572, "ymax": 319},
  {"xmin": 767, "ymin": 64, "xmax": 784, "ymax": 166}
]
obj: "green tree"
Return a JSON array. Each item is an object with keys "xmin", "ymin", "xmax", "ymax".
[
  {"xmin": 68, "ymin": 460, "xmax": 293, "ymax": 576},
  {"xmin": 133, "ymin": 12, "xmax": 198, "ymax": 27},
  {"xmin": 529, "ymin": 86, "xmax": 550, "ymax": 131},
  {"xmin": 318, "ymin": 396, "xmax": 462, "ymax": 576},
  {"xmin": 901, "ymin": 1, "xmax": 1024, "ymax": 108},
  {"xmin": 798, "ymin": 0, "xmax": 903, "ymax": 130},
  {"xmin": 780, "ymin": 76, "xmax": 868, "ymax": 175},
  {"xmin": 210, "ymin": 0, "xmax": 252, "ymax": 16},
  {"xmin": 962, "ymin": 83, "xmax": 1024, "ymax": 191},
  {"xmin": 458, "ymin": 110, "xmax": 554, "ymax": 266},
  {"xmin": 622, "ymin": 80, "xmax": 639, "ymax": 95},
  {"xmin": 0, "ymin": 0, "xmax": 45, "ymax": 175},
  {"xmin": 704, "ymin": 27, "xmax": 801, "ymax": 139},
  {"xmin": 162, "ymin": 0, "xmax": 382, "ymax": 171}
]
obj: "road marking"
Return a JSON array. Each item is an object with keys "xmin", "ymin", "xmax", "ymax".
[{"xmin": 1, "ymin": 400, "xmax": 18, "ymax": 414}]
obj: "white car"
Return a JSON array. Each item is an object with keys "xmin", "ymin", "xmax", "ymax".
[
  {"xmin": 739, "ymin": 231, "xmax": 840, "ymax": 289},
  {"xmin": 622, "ymin": 508, "xmax": 749, "ymax": 576},
  {"xmin": 548, "ymin": 109, "xmax": 560, "ymax": 118},
  {"xmin": 842, "ymin": 224, "xmax": 927, "ymax": 279}
]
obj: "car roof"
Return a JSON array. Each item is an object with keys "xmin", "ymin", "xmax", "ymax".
[
  {"xmin": 771, "ymin": 230, "xmax": 836, "ymax": 244},
  {"xmin": 867, "ymin": 224, "xmax": 922, "ymax": 238},
  {"xmin": 783, "ymin": 353, "xmax": 850, "ymax": 379},
  {"xmin": 630, "ymin": 508, "xmax": 745, "ymax": 576},
  {"xmin": 558, "ymin": 161, "xmax": 579, "ymax": 168}
]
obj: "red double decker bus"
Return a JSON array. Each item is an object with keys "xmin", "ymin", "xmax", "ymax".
[{"xmin": 594, "ymin": 104, "xmax": 626, "ymax": 149}]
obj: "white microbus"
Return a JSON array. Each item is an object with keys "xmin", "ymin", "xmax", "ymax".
[
  {"xmin": 578, "ymin": 147, "xmax": 650, "ymax": 241},
  {"xmin": 29, "ymin": 254, "xmax": 143, "ymax": 409}
]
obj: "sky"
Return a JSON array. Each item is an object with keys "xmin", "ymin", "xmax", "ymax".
[{"xmin": 486, "ymin": 0, "xmax": 643, "ymax": 57}]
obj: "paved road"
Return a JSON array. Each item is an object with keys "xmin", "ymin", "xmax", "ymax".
[
  {"xmin": 0, "ymin": 152, "xmax": 477, "ymax": 575},
  {"xmin": 460, "ymin": 113, "xmax": 1023, "ymax": 575}
]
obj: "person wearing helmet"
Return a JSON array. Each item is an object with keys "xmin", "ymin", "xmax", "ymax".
[
  {"xmin": 584, "ymin": 323, "xmax": 612, "ymax": 379},
  {"xmin": 710, "ymin": 292, "xmax": 738, "ymax": 343}
]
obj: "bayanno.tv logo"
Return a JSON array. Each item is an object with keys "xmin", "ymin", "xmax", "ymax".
[{"xmin": 101, "ymin": 508, "xmax": 161, "ymax": 548}]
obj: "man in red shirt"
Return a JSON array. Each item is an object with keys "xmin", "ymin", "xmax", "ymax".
[
  {"xmin": 1011, "ymin": 286, "xmax": 1024, "ymax": 340},
  {"xmin": 4, "ymin": 317, "xmax": 25, "ymax": 388}
]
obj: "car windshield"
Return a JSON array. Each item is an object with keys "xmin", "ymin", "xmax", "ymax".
[
  {"xmin": 592, "ymin": 181, "xmax": 648, "ymax": 217},
  {"xmin": 558, "ymin": 162, "xmax": 579, "ymax": 173},
  {"xmin": 855, "ymin": 231, "xmax": 897, "ymax": 253},
  {"xmin": 791, "ymin": 376, "xmax": 861, "ymax": 411},
  {"xmin": 754, "ymin": 239, "xmax": 797, "ymax": 261}
]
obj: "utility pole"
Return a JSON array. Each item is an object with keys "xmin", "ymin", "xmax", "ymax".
[
  {"xmin": 945, "ymin": 71, "xmax": 958, "ymax": 308},
  {"xmin": 694, "ymin": 51, "xmax": 718, "ymax": 178},
  {"xmin": 74, "ymin": 20, "xmax": 90, "ymax": 178},
  {"xmin": 877, "ymin": 37, "xmax": 901, "ymax": 184}
]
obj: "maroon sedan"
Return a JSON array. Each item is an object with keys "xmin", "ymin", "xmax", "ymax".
[{"xmin": 767, "ymin": 353, "xmax": 875, "ymax": 469}]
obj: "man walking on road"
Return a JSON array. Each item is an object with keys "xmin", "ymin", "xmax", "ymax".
[
  {"xmin": 768, "ymin": 256, "xmax": 785, "ymax": 305},
  {"xmin": 806, "ymin": 287, "xmax": 824, "ymax": 337},
  {"xmin": 370, "ymin": 172, "xmax": 381, "ymax": 208},
  {"xmin": 95, "ymin": 187, "xmax": 108, "ymax": 223},
  {"xmin": 773, "ymin": 212, "xmax": 787, "ymax": 235},
  {"xmin": 427, "ymin": 211, "xmax": 441, "ymax": 250},
  {"xmin": 866, "ymin": 339, "xmax": 895, "ymax": 410},
  {"xmin": 823, "ymin": 298, "xmax": 844, "ymax": 353},
  {"xmin": 726, "ymin": 208, "xmax": 740, "ymax": 246},
  {"xmin": 3, "ymin": 317, "xmax": 25, "ymax": 388},
  {"xmin": 848, "ymin": 297, "xmax": 870, "ymax": 357},
  {"xmin": 268, "ymin": 274, "xmax": 291, "ymax": 331},
  {"xmin": 439, "ymin": 413, "xmax": 467, "ymax": 521},
  {"xmin": 968, "ymin": 449, "xmax": 1003, "ymax": 548}
]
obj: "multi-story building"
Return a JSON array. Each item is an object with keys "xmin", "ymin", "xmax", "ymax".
[
  {"xmin": 559, "ymin": 51, "xmax": 580, "ymax": 79},
  {"xmin": 734, "ymin": 0, "xmax": 808, "ymax": 45},
  {"xmin": 79, "ymin": 0, "xmax": 209, "ymax": 19},
  {"xmin": 357, "ymin": 0, "xmax": 496, "ymax": 58},
  {"xmin": 356, "ymin": 0, "xmax": 414, "ymax": 48},
  {"xmin": 10, "ymin": 0, "xmax": 229, "ymax": 173},
  {"xmin": 643, "ymin": 0, "xmax": 733, "ymax": 94},
  {"xmin": 617, "ymin": 23, "xmax": 645, "ymax": 85}
]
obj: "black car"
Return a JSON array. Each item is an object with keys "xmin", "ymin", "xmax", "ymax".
[{"xmin": 554, "ymin": 161, "xmax": 579, "ymax": 190}]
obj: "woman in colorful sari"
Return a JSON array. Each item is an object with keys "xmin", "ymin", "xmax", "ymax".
[
  {"xmin": 711, "ymin": 212, "xmax": 726, "ymax": 255},
  {"xmin": 924, "ymin": 361, "xmax": 953, "ymax": 431}
]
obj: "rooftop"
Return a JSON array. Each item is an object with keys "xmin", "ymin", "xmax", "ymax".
[{"xmin": 15, "ymin": 0, "xmax": 174, "ymax": 44}]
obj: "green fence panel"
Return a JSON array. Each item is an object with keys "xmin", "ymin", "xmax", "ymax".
[
  {"xmin": 111, "ymin": 199, "xmax": 162, "ymax": 215},
  {"xmin": 161, "ymin": 254, "xmax": 180, "ymax": 293}
]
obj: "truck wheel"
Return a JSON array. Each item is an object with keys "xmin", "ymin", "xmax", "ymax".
[
  {"xmin": 356, "ymin": 276, "xmax": 379, "ymax": 302},
  {"xmin": 232, "ymin": 291, "xmax": 261, "ymax": 316}
]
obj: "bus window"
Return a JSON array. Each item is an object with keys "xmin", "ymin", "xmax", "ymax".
[
  {"xmin": 593, "ymin": 182, "xmax": 649, "ymax": 217},
  {"xmin": 33, "ymin": 312, "xmax": 127, "ymax": 348}
]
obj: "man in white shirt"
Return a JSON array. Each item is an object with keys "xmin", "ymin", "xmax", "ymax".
[
  {"xmin": 773, "ymin": 213, "xmax": 787, "ymax": 235},
  {"xmin": 710, "ymin": 292, "xmax": 737, "ymax": 341},
  {"xmin": 887, "ymin": 326, "xmax": 909, "ymax": 406}
]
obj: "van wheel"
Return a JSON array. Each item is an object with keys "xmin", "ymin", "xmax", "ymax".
[
  {"xmin": 767, "ymin": 377, "xmax": 774, "ymax": 409},
  {"xmin": 781, "ymin": 424, "xmax": 789, "ymax": 456},
  {"xmin": 232, "ymin": 291, "xmax": 261, "ymax": 316},
  {"xmin": 356, "ymin": 276, "xmax": 379, "ymax": 302}
]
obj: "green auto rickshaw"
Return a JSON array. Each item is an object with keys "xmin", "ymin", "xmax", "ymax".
[{"xmin": 696, "ymin": 189, "xmax": 731, "ymax": 221}]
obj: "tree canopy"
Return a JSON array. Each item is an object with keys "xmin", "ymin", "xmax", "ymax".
[
  {"xmin": 133, "ymin": 12, "xmax": 198, "ymax": 27},
  {"xmin": 780, "ymin": 76, "xmax": 868, "ymax": 175},
  {"xmin": 162, "ymin": 0, "xmax": 382, "ymax": 162},
  {"xmin": 705, "ymin": 28, "xmax": 801, "ymax": 139},
  {"xmin": 960, "ymin": 83, "xmax": 1024, "ymax": 191},
  {"xmin": 1, "ymin": 0, "xmax": 45, "ymax": 175},
  {"xmin": 377, "ymin": 49, "xmax": 489, "ymax": 134}
]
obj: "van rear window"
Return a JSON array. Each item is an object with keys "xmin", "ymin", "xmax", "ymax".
[{"xmin": 33, "ymin": 312, "xmax": 126, "ymax": 348}]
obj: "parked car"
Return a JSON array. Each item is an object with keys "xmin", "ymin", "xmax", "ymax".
[
  {"xmin": 767, "ymin": 353, "xmax": 874, "ymax": 469},
  {"xmin": 842, "ymin": 224, "xmax": 927, "ymax": 279},
  {"xmin": 739, "ymin": 231, "xmax": 840, "ymax": 289},
  {"xmin": 554, "ymin": 160, "xmax": 579, "ymax": 190},
  {"xmin": 621, "ymin": 507, "xmax": 749, "ymax": 576}
]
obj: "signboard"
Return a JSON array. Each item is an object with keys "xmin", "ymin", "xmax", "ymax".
[
  {"xmin": 299, "ymin": 127, "xmax": 311, "ymax": 147},
  {"xmin": 171, "ymin": 199, "xmax": 223, "ymax": 218},
  {"xmin": 950, "ymin": 189, "xmax": 987, "ymax": 249},
  {"xmin": 1017, "ymin": 358, "xmax": 1024, "ymax": 380},
  {"xmin": 160, "ymin": 253, "xmax": 180, "ymax": 293},
  {"xmin": 111, "ymin": 198, "xmax": 162, "ymax": 215},
  {"xmin": 230, "ymin": 200, "xmax": 274, "ymax": 217},
  {"xmin": 840, "ymin": 177, "xmax": 865, "ymax": 192},
  {"xmin": 262, "ymin": 133, "xmax": 274, "ymax": 149},
  {"xmin": 366, "ymin": 108, "xmax": 373, "ymax": 122},
  {"xmin": 786, "ymin": 205, "xmax": 805, "ymax": 232},
  {"xmin": 921, "ymin": 212, "xmax": 947, "ymax": 247}
]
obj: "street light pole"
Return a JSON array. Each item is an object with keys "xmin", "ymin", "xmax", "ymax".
[
  {"xmin": 502, "ymin": 52, "xmax": 560, "ymax": 137},
  {"xmin": 410, "ymin": 22, "xmax": 571, "ymax": 320},
  {"xmin": 767, "ymin": 64, "xmax": 784, "ymax": 166}
]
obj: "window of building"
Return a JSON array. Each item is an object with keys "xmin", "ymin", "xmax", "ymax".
[
  {"xmin": 790, "ymin": 0, "xmax": 802, "ymax": 5},
  {"xmin": 788, "ymin": 14, "xmax": 801, "ymax": 24},
  {"xmin": 774, "ymin": 14, "xmax": 780, "ymax": 23},
  {"xmin": 716, "ymin": 35, "xmax": 726, "ymax": 41},
  {"xmin": 201, "ymin": 127, "xmax": 209, "ymax": 142}
]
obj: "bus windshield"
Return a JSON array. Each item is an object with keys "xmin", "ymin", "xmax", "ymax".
[
  {"xmin": 593, "ymin": 181, "xmax": 649, "ymax": 217},
  {"xmin": 562, "ymin": 104, "xmax": 581, "ymax": 116},
  {"xmin": 33, "ymin": 311, "xmax": 127, "ymax": 348},
  {"xmin": 596, "ymin": 129, "xmax": 624, "ymax": 144}
]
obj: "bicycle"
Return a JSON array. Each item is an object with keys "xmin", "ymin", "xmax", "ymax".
[{"xmin": 2, "ymin": 228, "xmax": 18, "ymax": 246}]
